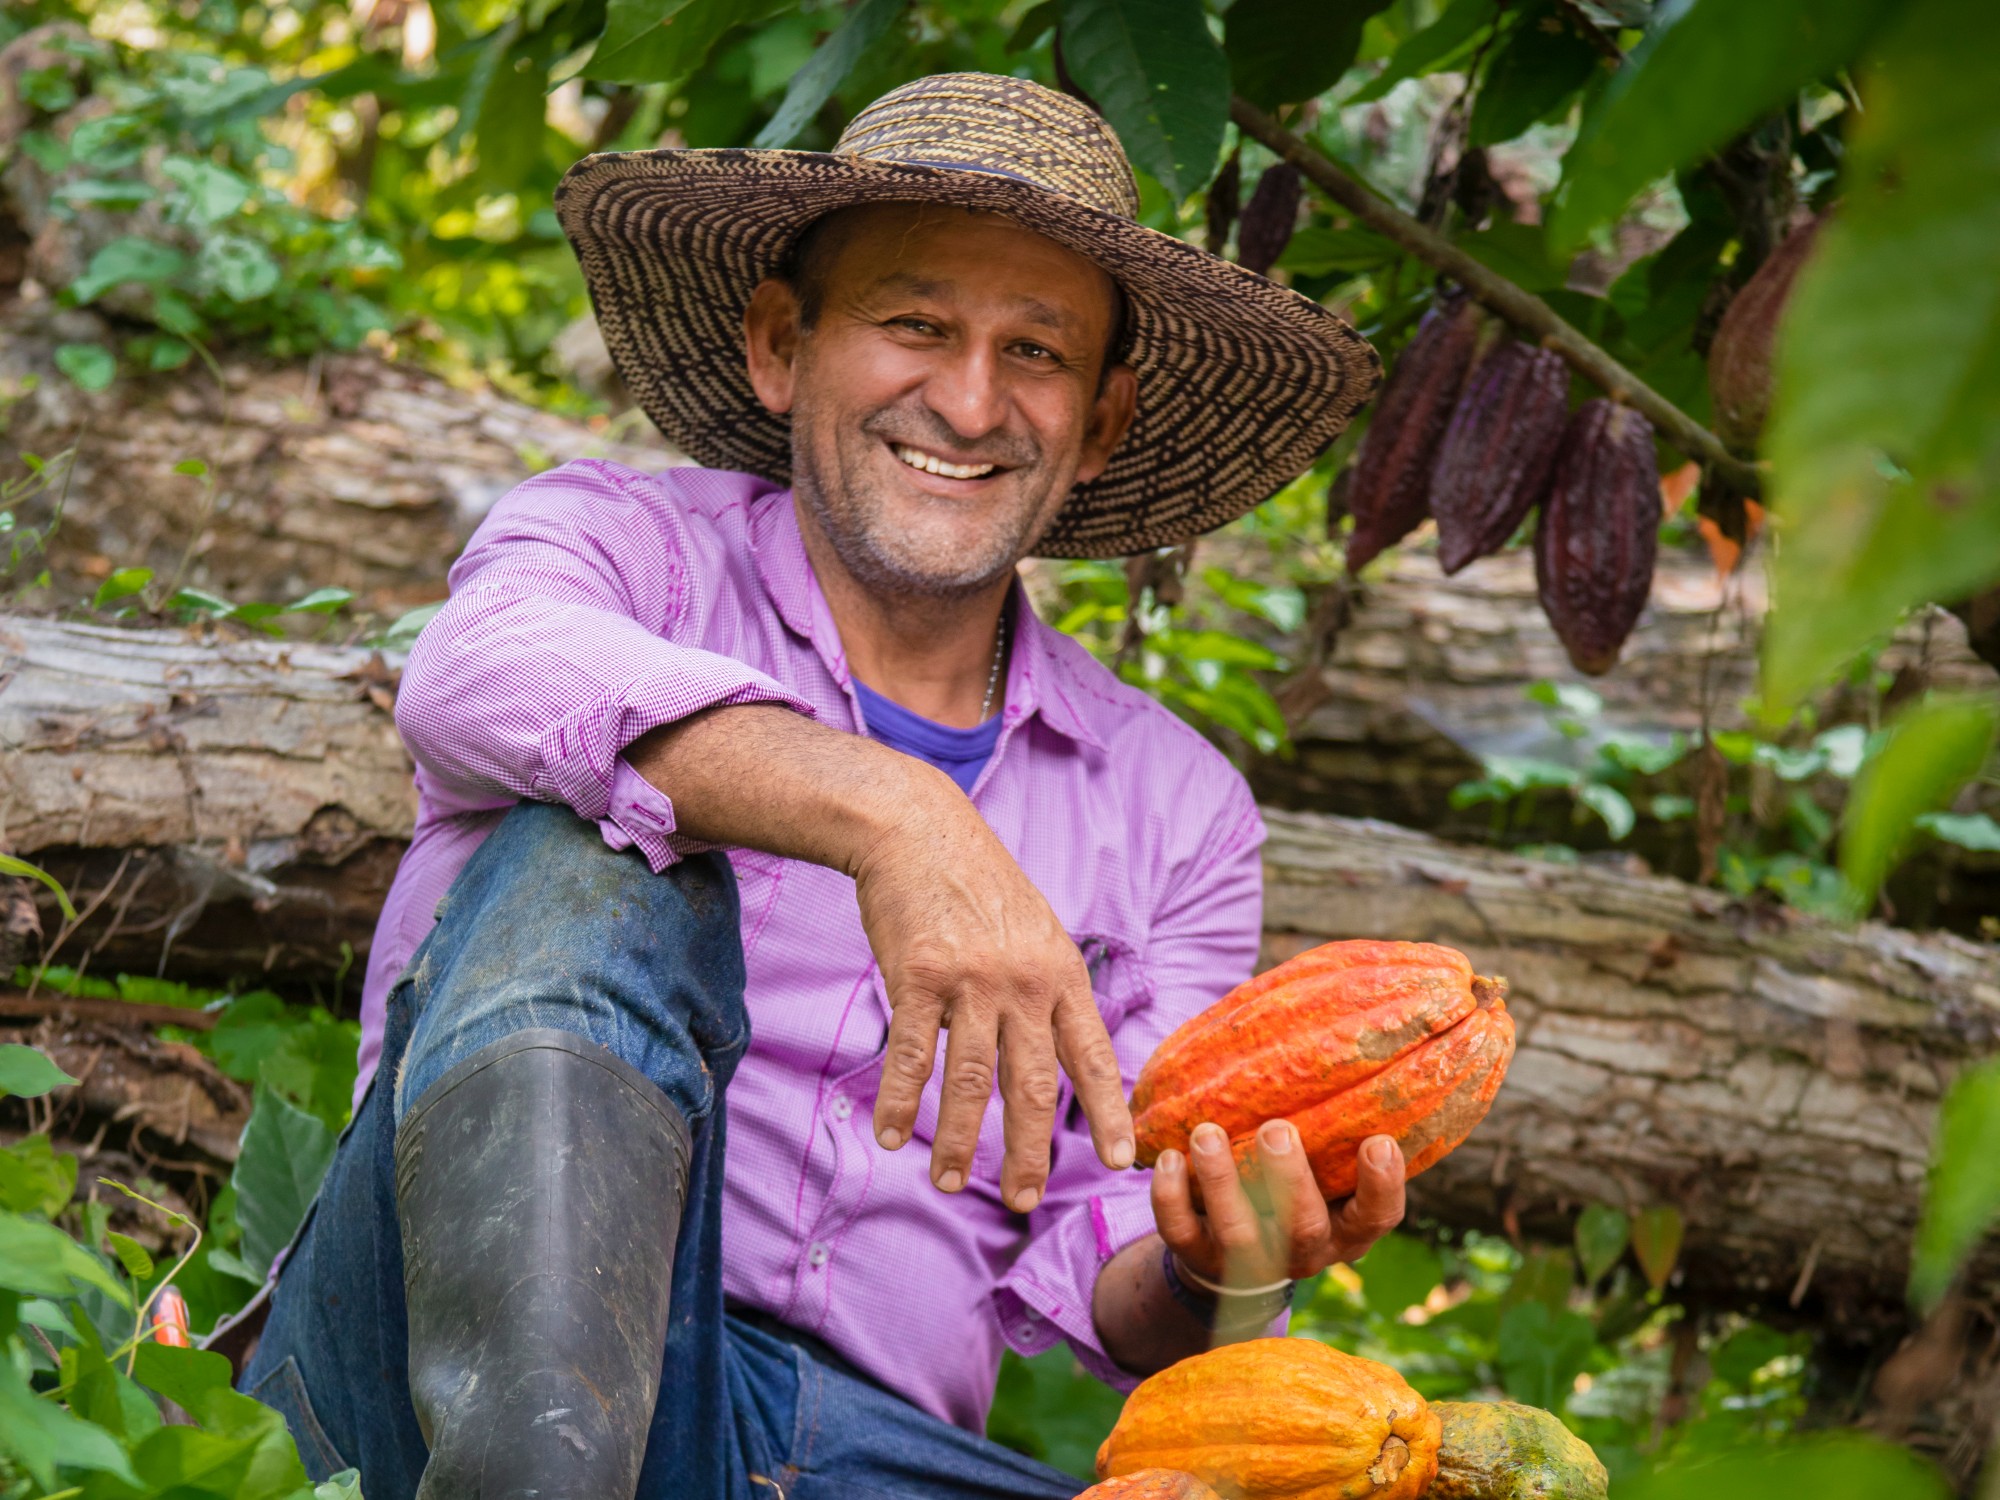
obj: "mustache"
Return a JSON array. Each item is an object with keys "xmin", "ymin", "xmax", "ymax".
[{"xmin": 859, "ymin": 402, "xmax": 1040, "ymax": 471}]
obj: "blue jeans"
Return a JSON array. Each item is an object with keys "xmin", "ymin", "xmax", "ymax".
[{"xmin": 241, "ymin": 800, "xmax": 1080, "ymax": 1500}]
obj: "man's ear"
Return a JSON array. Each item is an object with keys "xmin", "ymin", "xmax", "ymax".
[
  {"xmin": 1075, "ymin": 363, "xmax": 1139, "ymax": 485},
  {"xmin": 744, "ymin": 279, "xmax": 804, "ymax": 416}
]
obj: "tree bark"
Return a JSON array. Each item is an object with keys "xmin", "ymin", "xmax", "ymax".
[{"xmin": 1258, "ymin": 807, "xmax": 2000, "ymax": 1325}]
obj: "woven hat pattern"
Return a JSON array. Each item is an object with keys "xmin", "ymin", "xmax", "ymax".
[{"xmin": 556, "ymin": 72, "xmax": 1380, "ymax": 558}]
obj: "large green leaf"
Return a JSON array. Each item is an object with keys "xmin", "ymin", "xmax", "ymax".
[
  {"xmin": 1840, "ymin": 696, "xmax": 1997, "ymax": 911},
  {"xmin": 1226, "ymin": 0, "xmax": 1393, "ymax": 110},
  {"xmin": 1551, "ymin": 0, "xmax": 1901, "ymax": 246},
  {"xmin": 1354, "ymin": 1230, "xmax": 1444, "ymax": 1316},
  {"xmin": 1059, "ymin": 0, "xmax": 1229, "ymax": 200},
  {"xmin": 0, "ymin": 1357, "xmax": 138, "ymax": 1490},
  {"xmin": 1496, "ymin": 1301, "xmax": 1594, "ymax": 1409},
  {"xmin": 1467, "ymin": 3, "xmax": 1603, "ymax": 147},
  {"xmin": 232, "ymin": 1085, "xmax": 337, "ymax": 1278},
  {"xmin": 1911, "ymin": 1058, "xmax": 2000, "ymax": 1312},
  {"xmin": 584, "ymin": 0, "xmax": 788, "ymax": 85},
  {"xmin": 0, "ymin": 1210, "xmax": 129, "ymax": 1303},
  {"xmin": 1761, "ymin": 0, "xmax": 2000, "ymax": 707},
  {"xmin": 986, "ymin": 1347, "xmax": 1125, "ymax": 1481},
  {"xmin": 754, "ymin": 0, "xmax": 907, "ymax": 147},
  {"xmin": 0, "ymin": 1043, "xmax": 78, "ymax": 1100},
  {"xmin": 1621, "ymin": 1433, "xmax": 1950, "ymax": 1500}
]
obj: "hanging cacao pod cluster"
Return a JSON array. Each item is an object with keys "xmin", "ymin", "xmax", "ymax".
[{"xmin": 1343, "ymin": 286, "xmax": 1666, "ymax": 675}]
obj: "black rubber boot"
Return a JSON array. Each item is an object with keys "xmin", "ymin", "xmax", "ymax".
[{"xmin": 394, "ymin": 1028, "xmax": 691, "ymax": 1500}]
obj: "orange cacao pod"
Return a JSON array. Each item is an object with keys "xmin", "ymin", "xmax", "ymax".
[
  {"xmin": 1344, "ymin": 293, "xmax": 1488, "ymax": 573},
  {"xmin": 1431, "ymin": 340, "xmax": 1570, "ymax": 575},
  {"xmin": 1132, "ymin": 940, "xmax": 1513, "ymax": 1200},
  {"xmin": 1707, "ymin": 214, "xmax": 1823, "ymax": 453},
  {"xmin": 1074, "ymin": 1471, "xmax": 1223, "ymax": 1500},
  {"xmin": 1534, "ymin": 399, "xmax": 1660, "ymax": 677},
  {"xmin": 1096, "ymin": 1338, "xmax": 1441, "ymax": 1500}
]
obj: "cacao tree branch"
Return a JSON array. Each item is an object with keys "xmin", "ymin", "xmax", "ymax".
[{"xmin": 1231, "ymin": 97, "xmax": 1765, "ymax": 499}]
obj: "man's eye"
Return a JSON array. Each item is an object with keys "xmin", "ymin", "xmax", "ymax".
[
  {"xmin": 1015, "ymin": 342, "xmax": 1057, "ymax": 362},
  {"xmin": 891, "ymin": 317, "xmax": 940, "ymax": 335}
]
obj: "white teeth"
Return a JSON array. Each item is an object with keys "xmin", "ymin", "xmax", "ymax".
[{"xmin": 892, "ymin": 443, "xmax": 996, "ymax": 480}]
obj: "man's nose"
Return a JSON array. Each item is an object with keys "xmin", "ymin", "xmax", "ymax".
[{"xmin": 921, "ymin": 342, "xmax": 1008, "ymax": 444}]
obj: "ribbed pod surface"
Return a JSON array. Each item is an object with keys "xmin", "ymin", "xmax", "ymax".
[
  {"xmin": 1431, "ymin": 340, "xmax": 1570, "ymax": 575},
  {"xmin": 1533, "ymin": 399, "xmax": 1660, "ymax": 676},
  {"xmin": 1096, "ymin": 1338, "xmax": 1442, "ymax": 1500}
]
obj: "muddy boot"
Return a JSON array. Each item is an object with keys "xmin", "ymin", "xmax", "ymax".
[{"xmin": 395, "ymin": 1028, "xmax": 690, "ymax": 1500}]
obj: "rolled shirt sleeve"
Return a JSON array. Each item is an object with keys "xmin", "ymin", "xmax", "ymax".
[
  {"xmin": 992, "ymin": 785, "xmax": 1268, "ymax": 1388},
  {"xmin": 394, "ymin": 460, "xmax": 814, "ymax": 870}
]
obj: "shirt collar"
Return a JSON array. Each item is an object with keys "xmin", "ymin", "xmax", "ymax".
[{"xmin": 750, "ymin": 488, "xmax": 1106, "ymax": 755}]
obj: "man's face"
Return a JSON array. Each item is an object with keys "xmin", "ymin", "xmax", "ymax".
[{"xmin": 744, "ymin": 204, "xmax": 1137, "ymax": 599}]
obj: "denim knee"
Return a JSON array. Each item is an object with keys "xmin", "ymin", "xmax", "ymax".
[{"xmin": 392, "ymin": 800, "xmax": 748, "ymax": 1127}]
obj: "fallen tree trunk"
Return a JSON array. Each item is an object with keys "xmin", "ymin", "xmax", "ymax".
[
  {"xmin": 1259, "ymin": 807, "xmax": 2000, "ymax": 1326},
  {"xmin": 7, "ymin": 616, "xmax": 1997, "ymax": 1321}
]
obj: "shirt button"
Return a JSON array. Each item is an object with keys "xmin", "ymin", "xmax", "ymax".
[
  {"xmin": 808, "ymin": 1242, "xmax": 830, "ymax": 1268},
  {"xmin": 829, "ymin": 1095, "xmax": 852, "ymax": 1122}
]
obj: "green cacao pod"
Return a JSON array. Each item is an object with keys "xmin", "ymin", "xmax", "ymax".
[
  {"xmin": 1534, "ymin": 399, "xmax": 1659, "ymax": 676},
  {"xmin": 1428, "ymin": 1402, "xmax": 1608, "ymax": 1500},
  {"xmin": 1431, "ymin": 340, "xmax": 1569, "ymax": 575},
  {"xmin": 1707, "ymin": 215, "xmax": 1823, "ymax": 453},
  {"xmin": 1345, "ymin": 292, "xmax": 1488, "ymax": 572}
]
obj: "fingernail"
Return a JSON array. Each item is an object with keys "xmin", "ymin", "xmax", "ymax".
[
  {"xmin": 1259, "ymin": 1119, "xmax": 1292, "ymax": 1154},
  {"xmin": 878, "ymin": 1127, "xmax": 904, "ymax": 1151},
  {"xmin": 1012, "ymin": 1186, "xmax": 1041, "ymax": 1213},
  {"xmin": 1192, "ymin": 1123, "xmax": 1227, "ymax": 1155},
  {"xmin": 1157, "ymin": 1149, "xmax": 1183, "ymax": 1174},
  {"xmin": 1109, "ymin": 1137, "xmax": 1135, "ymax": 1169},
  {"xmin": 1365, "ymin": 1136, "xmax": 1397, "ymax": 1168},
  {"xmin": 936, "ymin": 1168, "xmax": 964, "ymax": 1193}
]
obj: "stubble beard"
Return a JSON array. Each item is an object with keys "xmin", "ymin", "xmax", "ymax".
[{"xmin": 790, "ymin": 390, "xmax": 1064, "ymax": 601}]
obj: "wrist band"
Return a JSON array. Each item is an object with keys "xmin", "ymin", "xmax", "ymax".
[{"xmin": 1161, "ymin": 1246, "xmax": 1294, "ymax": 1330}]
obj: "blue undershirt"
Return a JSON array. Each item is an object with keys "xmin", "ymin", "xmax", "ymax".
[{"xmin": 852, "ymin": 679, "xmax": 1002, "ymax": 794}]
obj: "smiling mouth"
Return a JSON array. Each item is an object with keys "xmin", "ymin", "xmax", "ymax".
[{"xmin": 891, "ymin": 443, "xmax": 1000, "ymax": 481}]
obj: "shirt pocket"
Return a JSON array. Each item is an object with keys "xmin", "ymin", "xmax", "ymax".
[{"xmin": 905, "ymin": 931, "xmax": 1153, "ymax": 1191}]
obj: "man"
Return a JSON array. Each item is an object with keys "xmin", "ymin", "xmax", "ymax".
[{"xmin": 238, "ymin": 72, "xmax": 1396, "ymax": 1499}]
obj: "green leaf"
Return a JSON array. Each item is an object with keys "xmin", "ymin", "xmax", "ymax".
[
  {"xmin": 1761, "ymin": 0, "xmax": 2000, "ymax": 706},
  {"xmin": 1276, "ymin": 224, "xmax": 1400, "ymax": 276},
  {"xmin": 285, "ymin": 586, "xmax": 355, "ymax": 615},
  {"xmin": 55, "ymin": 341, "xmax": 116, "ymax": 392},
  {"xmin": 1709, "ymin": 1321, "xmax": 1795, "ymax": 1386},
  {"xmin": 1353, "ymin": 1231, "xmax": 1444, "ymax": 1316},
  {"xmin": 1576, "ymin": 782, "xmax": 1636, "ymax": 840},
  {"xmin": 198, "ymin": 233, "xmax": 283, "ymax": 303},
  {"xmin": 106, "ymin": 1230, "xmax": 154, "ymax": 1282},
  {"xmin": 233, "ymin": 1084, "xmax": 337, "ymax": 1278},
  {"xmin": 754, "ymin": 0, "xmax": 908, "ymax": 148},
  {"xmin": 1552, "ymin": 0, "xmax": 1900, "ymax": 246},
  {"xmin": 1467, "ymin": 4, "xmax": 1603, "ymax": 148},
  {"xmin": 0, "ymin": 1044, "xmax": 78, "ymax": 1099},
  {"xmin": 1630, "ymin": 1203, "xmax": 1684, "ymax": 1291},
  {"xmin": 1621, "ymin": 1433, "xmax": 1951, "ymax": 1500},
  {"xmin": 1917, "ymin": 811, "xmax": 2000, "ymax": 852},
  {"xmin": 585, "ymin": 0, "xmax": 791, "ymax": 85},
  {"xmin": 318, "ymin": 1470, "xmax": 366, "ymax": 1500},
  {"xmin": 0, "ymin": 1210, "xmax": 130, "ymax": 1304},
  {"xmin": 0, "ymin": 1135, "xmax": 78, "ymax": 1216},
  {"xmin": 1226, "ymin": 0, "xmax": 1394, "ymax": 110},
  {"xmin": 380, "ymin": 601, "xmax": 444, "ymax": 650},
  {"xmin": 985, "ymin": 1347, "xmax": 1125, "ymax": 1481},
  {"xmin": 71, "ymin": 235, "xmax": 189, "ymax": 304},
  {"xmin": 1910, "ymin": 1057, "xmax": 2000, "ymax": 1312},
  {"xmin": 1574, "ymin": 1203, "xmax": 1630, "ymax": 1287},
  {"xmin": 162, "ymin": 155, "xmax": 252, "ymax": 224},
  {"xmin": 0, "ymin": 1356, "xmax": 140, "ymax": 1490},
  {"xmin": 93, "ymin": 565, "xmax": 154, "ymax": 609},
  {"xmin": 1496, "ymin": 1301, "xmax": 1595, "ymax": 1409},
  {"xmin": 1840, "ymin": 696, "xmax": 1997, "ymax": 910},
  {"xmin": 1348, "ymin": 0, "xmax": 1498, "ymax": 105},
  {"xmin": 1060, "ymin": 0, "xmax": 1230, "ymax": 200}
]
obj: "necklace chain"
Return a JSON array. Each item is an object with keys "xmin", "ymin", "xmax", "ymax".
[{"xmin": 979, "ymin": 609, "xmax": 1009, "ymax": 722}]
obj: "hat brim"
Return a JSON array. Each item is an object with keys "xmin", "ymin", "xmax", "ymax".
[{"xmin": 554, "ymin": 147, "xmax": 1382, "ymax": 559}]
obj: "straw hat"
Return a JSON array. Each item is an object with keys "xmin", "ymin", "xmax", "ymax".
[{"xmin": 554, "ymin": 72, "xmax": 1380, "ymax": 558}]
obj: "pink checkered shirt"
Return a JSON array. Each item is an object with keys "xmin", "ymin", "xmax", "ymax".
[{"xmin": 354, "ymin": 460, "xmax": 1266, "ymax": 1430}]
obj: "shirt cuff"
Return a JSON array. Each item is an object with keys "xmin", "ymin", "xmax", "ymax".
[
  {"xmin": 993, "ymin": 1190, "xmax": 1159, "ymax": 1392},
  {"xmin": 598, "ymin": 756, "xmax": 710, "ymax": 873}
]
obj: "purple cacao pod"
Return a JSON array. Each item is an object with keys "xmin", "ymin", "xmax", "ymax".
[
  {"xmin": 1534, "ymin": 399, "xmax": 1661, "ymax": 676},
  {"xmin": 1236, "ymin": 162, "xmax": 1302, "ymax": 276},
  {"xmin": 1344, "ymin": 292, "xmax": 1488, "ymax": 572},
  {"xmin": 1431, "ymin": 340, "xmax": 1570, "ymax": 574}
]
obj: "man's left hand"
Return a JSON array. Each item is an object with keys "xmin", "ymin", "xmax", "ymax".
[{"xmin": 1151, "ymin": 1120, "xmax": 1406, "ymax": 1287}]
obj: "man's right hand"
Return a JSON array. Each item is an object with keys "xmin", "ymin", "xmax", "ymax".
[{"xmin": 627, "ymin": 704, "xmax": 1135, "ymax": 1210}]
